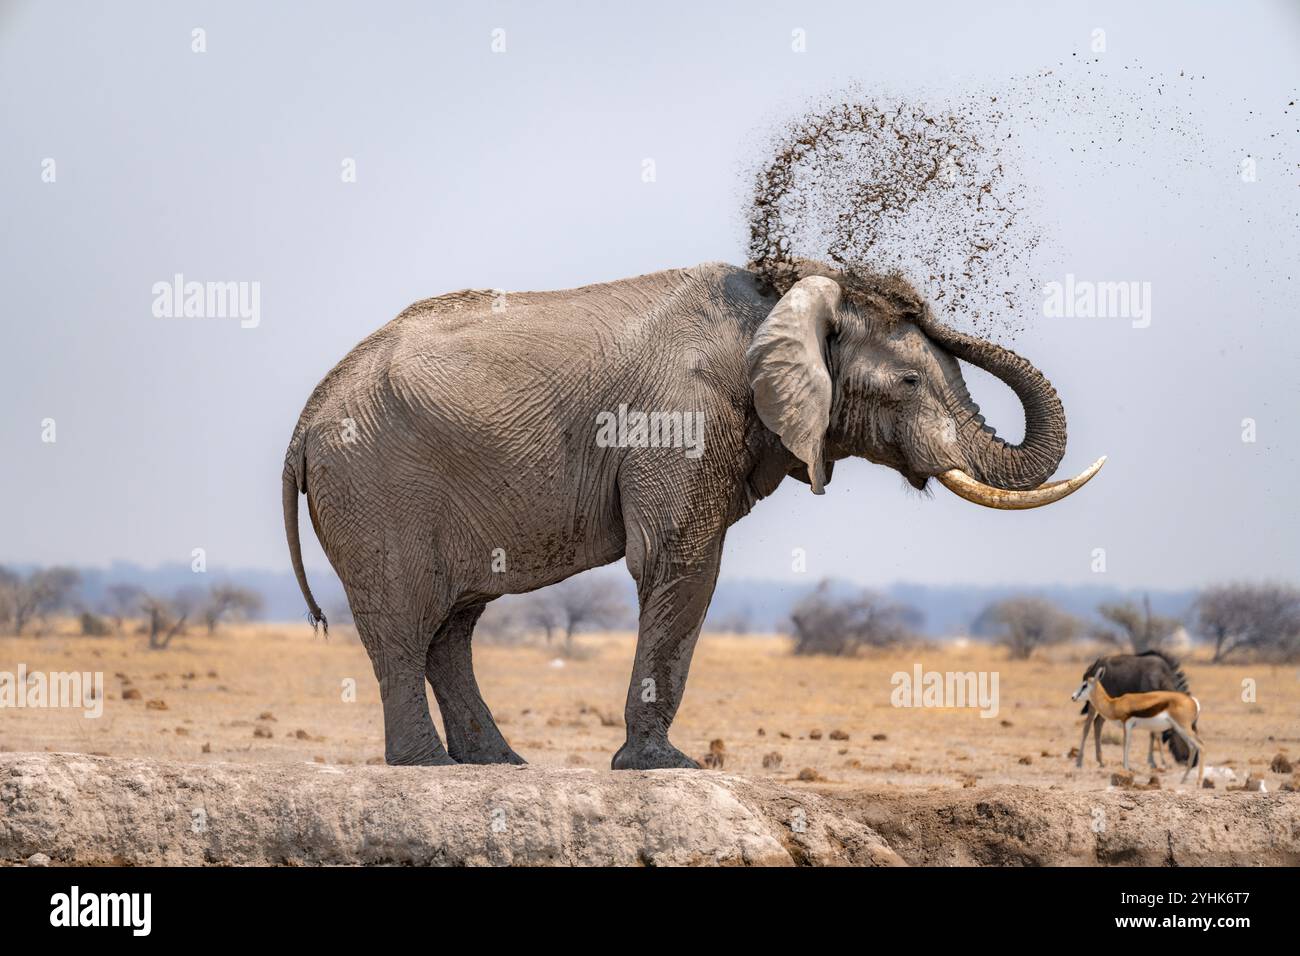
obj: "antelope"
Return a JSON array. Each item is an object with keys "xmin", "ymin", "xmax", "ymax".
[
  {"xmin": 1071, "ymin": 667, "xmax": 1205, "ymax": 786},
  {"xmin": 1075, "ymin": 651, "xmax": 1195, "ymax": 769}
]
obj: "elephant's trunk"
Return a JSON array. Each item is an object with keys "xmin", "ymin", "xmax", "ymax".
[{"xmin": 915, "ymin": 310, "xmax": 1067, "ymax": 491}]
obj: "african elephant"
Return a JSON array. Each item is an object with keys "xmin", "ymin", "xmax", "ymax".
[{"xmin": 283, "ymin": 260, "xmax": 1103, "ymax": 769}]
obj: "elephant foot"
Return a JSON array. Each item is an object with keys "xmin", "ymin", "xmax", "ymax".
[
  {"xmin": 612, "ymin": 739, "xmax": 701, "ymax": 770},
  {"xmin": 449, "ymin": 744, "xmax": 527, "ymax": 766},
  {"xmin": 385, "ymin": 750, "xmax": 458, "ymax": 767}
]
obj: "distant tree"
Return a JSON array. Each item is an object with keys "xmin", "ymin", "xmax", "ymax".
[
  {"xmin": 523, "ymin": 592, "xmax": 562, "ymax": 646},
  {"xmin": 102, "ymin": 583, "xmax": 145, "ymax": 632},
  {"xmin": 1093, "ymin": 595, "xmax": 1178, "ymax": 654},
  {"xmin": 5, "ymin": 566, "xmax": 81, "ymax": 635},
  {"xmin": 0, "ymin": 566, "xmax": 18, "ymax": 632},
  {"xmin": 789, "ymin": 581, "xmax": 920, "ymax": 656},
  {"xmin": 141, "ymin": 594, "xmax": 189, "ymax": 650},
  {"xmin": 475, "ymin": 598, "xmax": 525, "ymax": 645},
  {"xmin": 979, "ymin": 597, "xmax": 1078, "ymax": 660},
  {"xmin": 199, "ymin": 584, "xmax": 265, "ymax": 634},
  {"xmin": 521, "ymin": 577, "xmax": 629, "ymax": 656},
  {"xmin": 1193, "ymin": 583, "xmax": 1300, "ymax": 663}
]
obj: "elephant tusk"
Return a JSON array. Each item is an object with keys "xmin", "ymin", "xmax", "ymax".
[{"xmin": 938, "ymin": 456, "xmax": 1107, "ymax": 510}]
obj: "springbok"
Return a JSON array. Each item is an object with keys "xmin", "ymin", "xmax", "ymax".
[
  {"xmin": 1071, "ymin": 667, "xmax": 1205, "ymax": 786},
  {"xmin": 1075, "ymin": 651, "xmax": 1194, "ymax": 769}
]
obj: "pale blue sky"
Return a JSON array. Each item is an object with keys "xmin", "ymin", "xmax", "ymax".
[{"xmin": 1, "ymin": 0, "xmax": 1297, "ymax": 590}]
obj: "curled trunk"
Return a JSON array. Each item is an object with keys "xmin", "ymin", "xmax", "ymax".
[{"xmin": 916, "ymin": 311, "xmax": 1067, "ymax": 491}]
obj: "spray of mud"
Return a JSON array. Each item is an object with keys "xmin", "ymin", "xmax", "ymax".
[
  {"xmin": 746, "ymin": 94, "xmax": 1033, "ymax": 337},
  {"xmin": 745, "ymin": 61, "xmax": 1298, "ymax": 338}
]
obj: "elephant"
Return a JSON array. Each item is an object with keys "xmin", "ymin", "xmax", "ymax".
[{"xmin": 283, "ymin": 259, "xmax": 1104, "ymax": 769}]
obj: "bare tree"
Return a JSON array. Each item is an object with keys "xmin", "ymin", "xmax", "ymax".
[
  {"xmin": 521, "ymin": 577, "xmax": 629, "ymax": 656},
  {"xmin": 200, "ymin": 584, "xmax": 265, "ymax": 634},
  {"xmin": 0, "ymin": 566, "xmax": 18, "ymax": 632},
  {"xmin": 789, "ymin": 581, "xmax": 920, "ymax": 656},
  {"xmin": 5, "ymin": 566, "xmax": 81, "ymax": 635},
  {"xmin": 102, "ymin": 583, "xmax": 145, "ymax": 633},
  {"xmin": 1093, "ymin": 595, "xmax": 1178, "ymax": 654},
  {"xmin": 142, "ymin": 595, "xmax": 189, "ymax": 650},
  {"xmin": 1193, "ymin": 583, "xmax": 1300, "ymax": 663},
  {"xmin": 473, "ymin": 598, "xmax": 525, "ymax": 645},
  {"xmin": 522, "ymin": 591, "xmax": 562, "ymax": 646},
  {"xmin": 979, "ymin": 597, "xmax": 1078, "ymax": 660}
]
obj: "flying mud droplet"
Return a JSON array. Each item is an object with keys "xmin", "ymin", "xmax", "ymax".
[
  {"xmin": 745, "ymin": 65, "xmax": 1300, "ymax": 336},
  {"xmin": 745, "ymin": 93, "xmax": 1040, "ymax": 338}
]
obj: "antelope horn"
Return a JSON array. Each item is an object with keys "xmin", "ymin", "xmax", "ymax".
[{"xmin": 938, "ymin": 456, "xmax": 1106, "ymax": 510}]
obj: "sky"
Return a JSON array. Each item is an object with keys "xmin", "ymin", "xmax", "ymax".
[{"xmin": 1, "ymin": 0, "xmax": 1297, "ymax": 592}]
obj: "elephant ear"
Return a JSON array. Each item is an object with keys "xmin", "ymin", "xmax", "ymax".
[{"xmin": 746, "ymin": 275, "xmax": 842, "ymax": 494}]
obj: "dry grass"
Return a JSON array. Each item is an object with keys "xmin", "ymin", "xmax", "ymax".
[{"xmin": 2, "ymin": 623, "xmax": 1296, "ymax": 793}]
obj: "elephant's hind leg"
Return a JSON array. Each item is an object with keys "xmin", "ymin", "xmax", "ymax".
[
  {"xmin": 353, "ymin": 611, "xmax": 455, "ymax": 767},
  {"xmin": 426, "ymin": 604, "xmax": 525, "ymax": 765}
]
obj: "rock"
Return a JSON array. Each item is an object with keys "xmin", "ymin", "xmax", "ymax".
[
  {"xmin": 829, "ymin": 729, "xmax": 850, "ymax": 741},
  {"xmin": 809, "ymin": 729, "xmax": 823, "ymax": 740},
  {"xmin": 145, "ymin": 699, "xmax": 167, "ymax": 711},
  {"xmin": 0, "ymin": 753, "xmax": 898, "ymax": 867},
  {"xmin": 762, "ymin": 751, "xmax": 783, "ymax": 770},
  {"xmin": 1271, "ymin": 753, "xmax": 1293, "ymax": 774},
  {"xmin": 1018, "ymin": 756, "xmax": 1033, "ymax": 766},
  {"xmin": 253, "ymin": 727, "xmax": 273, "ymax": 739},
  {"xmin": 796, "ymin": 767, "xmax": 825, "ymax": 782},
  {"xmin": 1110, "ymin": 770, "xmax": 1135, "ymax": 788},
  {"xmin": 1202, "ymin": 778, "xmax": 1215, "ymax": 789},
  {"xmin": 1243, "ymin": 775, "xmax": 1267, "ymax": 793},
  {"xmin": 872, "ymin": 733, "xmax": 888, "ymax": 741},
  {"xmin": 25, "ymin": 852, "xmax": 50, "ymax": 867},
  {"xmin": 121, "ymin": 688, "xmax": 142, "ymax": 701}
]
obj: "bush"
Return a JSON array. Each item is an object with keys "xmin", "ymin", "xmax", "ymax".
[
  {"xmin": 976, "ymin": 597, "xmax": 1078, "ymax": 660},
  {"xmin": 78, "ymin": 612, "xmax": 113, "ymax": 636},
  {"xmin": 789, "ymin": 581, "xmax": 920, "ymax": 656}
]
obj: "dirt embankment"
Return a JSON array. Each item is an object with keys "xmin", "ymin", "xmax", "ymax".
[
  {"xmin": 837, "ymin": 787, "xmax": 1299, "ymax": 866},
  {"xmin": 2, "ymin": 753, "xmax": 1295, "ymax": 867}
]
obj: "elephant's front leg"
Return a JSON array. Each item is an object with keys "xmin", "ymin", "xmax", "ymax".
[{"xmin": 612, "ymin": 504, "xmax": 724, "ymax": 771}]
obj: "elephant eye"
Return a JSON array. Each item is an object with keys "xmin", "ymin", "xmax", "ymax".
[{"xmin": 901, "ymin": 371, "xmax": 921, "ymax": 388}]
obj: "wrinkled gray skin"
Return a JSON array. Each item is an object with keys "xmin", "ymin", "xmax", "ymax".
[{"xmin": 284, "ymin": 261, "xmax": 1069, "ymax": 769}]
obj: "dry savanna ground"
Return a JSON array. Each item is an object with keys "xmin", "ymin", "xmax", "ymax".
[{"xmin": 2, "ymin": 622, "xmax": 1297, "ymax": 794}]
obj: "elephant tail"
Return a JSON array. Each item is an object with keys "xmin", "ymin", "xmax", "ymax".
[{"xmin": 282, "ymin": 448, "xmax": 328, "ymax": 635}]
